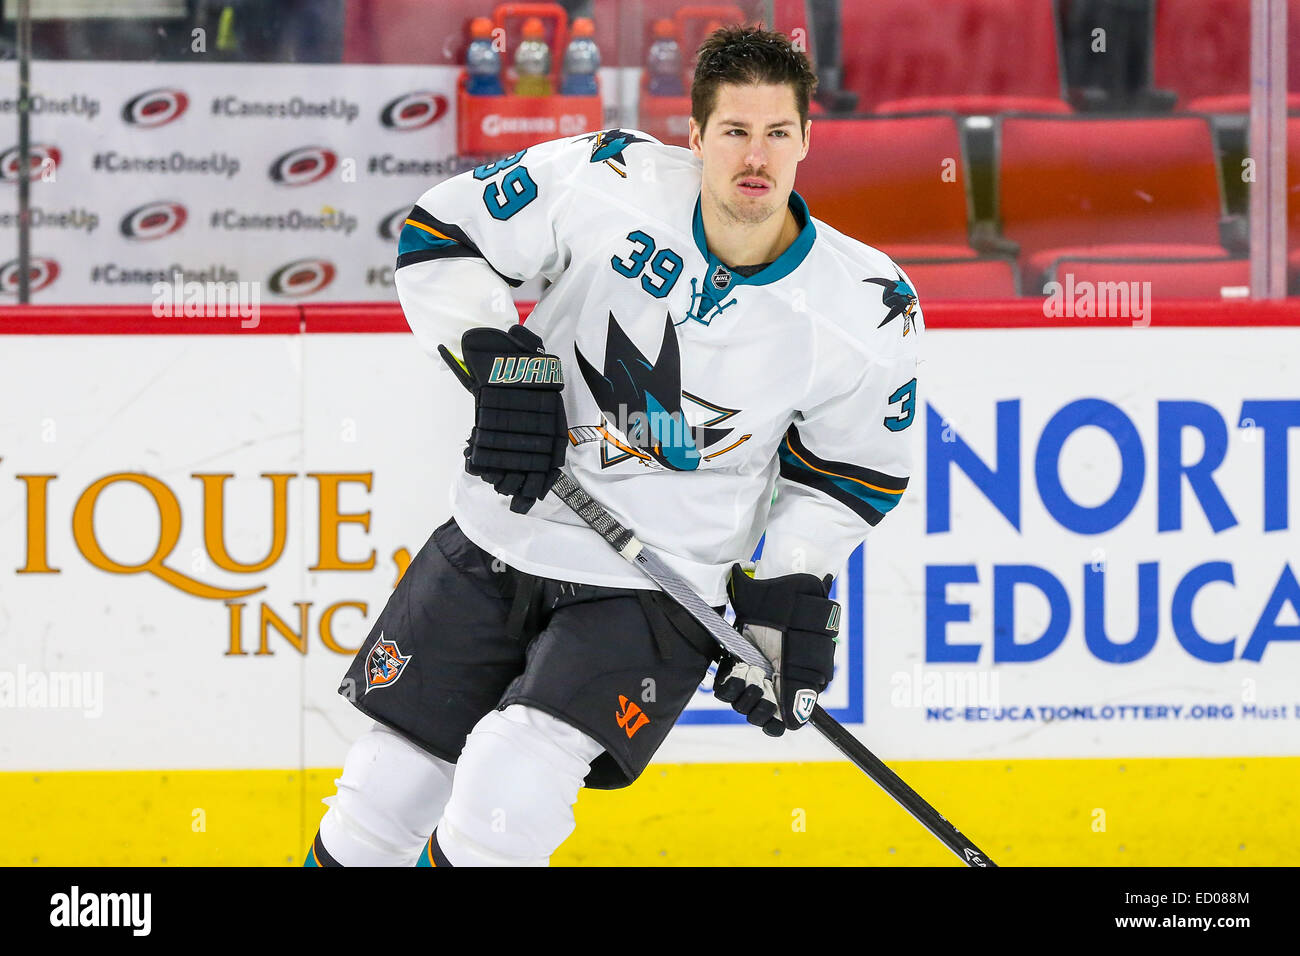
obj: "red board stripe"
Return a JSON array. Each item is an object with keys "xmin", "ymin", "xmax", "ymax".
[
  {"xmin": 0, "ymin": 305, "xmax": 302, "ymax": 335},
  {"xmin": 918, "ymin": 299, "xmax": 1300, "ymax": 328},
  {"xmin": 301, "ymin": 303, "xmax": 409, "ymax": 333},
  {"xmin": 299, "ymin": 301, "xmax": 536, "ymax": 332},
  {"xmin": 1, "ymin": 299, "xmax": 1298, "ymax": 333}
]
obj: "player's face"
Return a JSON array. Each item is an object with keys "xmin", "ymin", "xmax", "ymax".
[{"xmin": 689, "ymin": 82, "xmax": 810, "ymax": 227}]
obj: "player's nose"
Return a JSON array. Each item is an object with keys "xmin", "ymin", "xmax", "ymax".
[{"xmin": 743, "ymin": 140, "xmax": 768, "ymax": 168}]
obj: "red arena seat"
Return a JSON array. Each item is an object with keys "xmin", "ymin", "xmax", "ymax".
[
  {"xmin": 770, "ymin": 0, "xmax": 811, "ymax": 51},
  {"xmin": 798, "ymin": 115, "xmax": 979, "ymax": 260},
  {"xmin": 1152, "ymin": 0, "xmax": 1300, "ymax": 113},
  {"xmin": 1286, "ymin": 118, "xmax": 1300, "ymax": 291},
  {"xmin": 899, "ymin": 259, "xmax": 1020, "ymax": 299},
  {"xmin": 997, "ymin": 115, "xmax": 1232, "ymax": 286},
  {"xmin": 839, "ymin": 0, "xmax": 1069, "ymax": 114},
  {"xmin": 1041, "ymin": 256, "xmax": 1250, "ymax": 299},
  {"xmin": 344, "ymin": 0, "xmax": 764, "ymax": 65},
  {"xmin": 344, "ymin": 0, "xmax": 483, "ymax": 63},
  {"xmin": 1288, "ymin": 117, "xmax": 1300, "ymax": 249},
  {"xmin": 591, "ymin": 0, "xmax": 763, "ymax": 64}
]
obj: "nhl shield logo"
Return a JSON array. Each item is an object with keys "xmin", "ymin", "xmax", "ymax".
[
  {"xmin": 710, "ymin": 264, "xmax": 732, "ymax": 290},
  {"xmin": 365, "ymin": 632, "xmax": 411, "ymax": 693}
]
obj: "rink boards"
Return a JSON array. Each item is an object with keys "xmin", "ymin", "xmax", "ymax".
[{"xmin": 0, "ymin": 306, "xmax": 1297, "ymax": 864}]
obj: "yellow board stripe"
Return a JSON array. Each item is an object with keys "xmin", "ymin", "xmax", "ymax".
[{"xmin": 2, "ymin": 758, "xmax": 1295, "ymax": 865}]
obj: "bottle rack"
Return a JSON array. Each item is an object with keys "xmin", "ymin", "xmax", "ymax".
[
  {"xmin": 638, "ymin": 5, "xmax": 746, "ymax": 148},
  {"xmin": 456, "ymin": 2, "xmax": 603, "ymax": 157},
  {"xmin": 637, "ymin": 81, "xmax": 692, "ymax": 148}
]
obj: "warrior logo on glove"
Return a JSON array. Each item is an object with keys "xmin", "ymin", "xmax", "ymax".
[
  {"xmin": 487, "ymin": 355, "xmax": 563, "ymax": 386},
  {"xmin": 438, "ymin": 324, "xmax": 569, "ymax": 515},
  {"xmin": 713, "ymin": 564, "xmax": 839, "ymax": 737},
  {"xmin": 792, "ymin": 688, "xmax": 818, "ymax": 724}
]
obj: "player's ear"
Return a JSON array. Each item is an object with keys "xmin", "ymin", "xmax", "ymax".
[
  {"xmin": 799, "ymin": 120, "xmax": 811, "ymax": 160},
  {"xmin": 688, "ymin": 116, "xmax": 704, "ymax": 157}
]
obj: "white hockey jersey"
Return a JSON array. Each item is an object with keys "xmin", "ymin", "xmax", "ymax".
[{"xmin": 395, "ymin": 129, "xmax": 923, "ymax": 605}]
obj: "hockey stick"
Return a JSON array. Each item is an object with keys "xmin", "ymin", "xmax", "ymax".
[{"xmin": 549, "ymin": 470, "xmax": 997, "ymax": 868}]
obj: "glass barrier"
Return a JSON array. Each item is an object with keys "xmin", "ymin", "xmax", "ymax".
[{"xmin": 0, "ymin": 0, "xmax": 1289, "ymax": 304}]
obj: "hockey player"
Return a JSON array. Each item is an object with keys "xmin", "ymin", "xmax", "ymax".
[{"xmin": 306, "ymin": 25, "xmax": 922, "ymax": 868}]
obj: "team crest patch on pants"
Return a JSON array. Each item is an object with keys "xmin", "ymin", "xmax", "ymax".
[{"xmin": 365, "ymin": 632, "xmax": 411, "ymax": 693}]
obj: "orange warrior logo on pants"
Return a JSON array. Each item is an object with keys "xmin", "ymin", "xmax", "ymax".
[{"xmin": 616, "ymin": 694, "xmax": 650, "ymax": 739}]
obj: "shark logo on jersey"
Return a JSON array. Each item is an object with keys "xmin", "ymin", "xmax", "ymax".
[
  {"xmin": 579, "ymin": 128, "xmax": 654, "ymax": 179},
  {"xmin": 364, "ymin": 632, "xmax": 411, "ymax": 693},
  {"xmin": 863, "ymin": 271, "xmax": 919, "ymax": 337},
  {"xmin": 571, "ymin": 311, "xmax": 750, "ymax": 470}
]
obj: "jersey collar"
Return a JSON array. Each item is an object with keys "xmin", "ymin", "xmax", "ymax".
[{"xmin": 691, "ymin": 190, "xmax": 816, "ymax": 288}]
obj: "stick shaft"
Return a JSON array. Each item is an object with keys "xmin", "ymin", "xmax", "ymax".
[
  {"xmin": 809, "ymin": 706, "xmax": 994, "ymax": 866},
  {"xmin": 551, "ymin": 473, "xmax": 771, "ymax": 672},
  {"xmin": 548, "ymin": 470, "xmax": 997, "ymax": 867}
]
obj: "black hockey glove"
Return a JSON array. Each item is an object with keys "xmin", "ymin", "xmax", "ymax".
[
  {"xmin": 713, "ymin": 564, "xmax": 839, "ymax": 737},
  {"xmin": 437, "ymin": 324, "xmax": 567, "ymax": 515}
]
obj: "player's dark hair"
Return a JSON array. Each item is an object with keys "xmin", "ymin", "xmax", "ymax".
[{"xmin": 690, "ymin": 24, "xmax": 818, "ymax": 136}]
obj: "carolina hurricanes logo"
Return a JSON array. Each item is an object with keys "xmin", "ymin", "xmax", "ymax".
[
  {"xmin": 378, "ymin": 206, "xmax": 410, "ymax": 241},
  {"xmin": 0, "ymin": 144, "xmax": 60, "ymax": 183},
  {"xmin": 121, "ymin": 88, "xmax": 190, "ymax": 128},
  {"xmin": 268, "ymin": 146, "xmax": 338, "ymax": 186},
  {"xmin": 120, "ymin": 201, "xmax": 187, "ymax": 240},
  {"xmin": 379, "ymin": 91, "xmax": 449, "ymax": 131},
  {"xmin": 0, "ymin": 257, "xmax": 60, "ymax": 295},
  {"xmin": 365, "ymin": 632, "xmax": 411, "ymax": 693},
  {"xmin": 268, "ymin": 258, "xmax": 336, "ymax": 297}
]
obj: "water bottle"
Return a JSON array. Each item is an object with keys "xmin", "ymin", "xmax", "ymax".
[
  {"xmin": 514, "ymin": 17, "xmax": 553, "ymax": 97},
  {"xmin": 560, "ymin": 17, "xmax": 600, "ymax": 96},
  {"xmin": 466, "ymin": 17, "xmax": 504, "ymax": 96},
  {"xmin": 647, "ymin": 20, "xmax": 684, "ymax": 97}
]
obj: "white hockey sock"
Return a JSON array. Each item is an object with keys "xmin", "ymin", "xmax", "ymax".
[
  {"xmin": 316, "ymin": 722, "xmax": 456, "ymax": 867},
  {"xmin": 433, "ymin": 704, "xmax": 605, "ymax": 867}
]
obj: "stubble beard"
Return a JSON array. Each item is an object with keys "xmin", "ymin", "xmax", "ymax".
[{"xmin": 708, "ymin": 178, "xmax": 778, "ymax": 227}]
